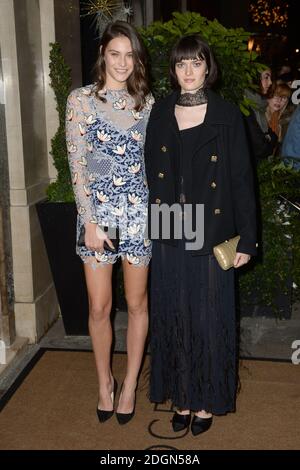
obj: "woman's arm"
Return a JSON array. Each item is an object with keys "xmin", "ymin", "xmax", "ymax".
[
  {"xmin": 65, "ymin": 91, "xmax": 96, "ymax": 225},
  {"xmin": 144, "ymin": 113, "xmax": 155, "ymax": 185},
  {"xmin": 229, "ymin": 109, "xmax": 258, "ymax": 256}
]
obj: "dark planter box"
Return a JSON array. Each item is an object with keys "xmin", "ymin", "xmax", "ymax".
[{"xmin": 36, "ymin": 201, "xmax": 89, "ymax": 335}]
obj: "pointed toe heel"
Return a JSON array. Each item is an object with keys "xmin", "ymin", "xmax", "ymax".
[
  {"xmin": 97, "ymin": 408, "xmax": 114, "ymax": 423},
  {"xmin": 191, "ymin": 415, "xmax": 213, "ymax": 436},
  {"xmin": 171, "ymin": 412, "xmax": 191, "ymax": 432},
  {"xmin": 116, "ymin": 384, "xmax": 136, "ymax": 425},
  {"xmin": 116, "ymin": 408, "xmax": 135, "ymax": 425},
  {"xmin": 97, "ymin": 378, "xmax": 118, "ymax": 423}
]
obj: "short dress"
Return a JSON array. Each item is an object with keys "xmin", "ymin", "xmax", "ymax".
[{"xmin": 66, "ymin": 85, "xmax": 154, "ymax": 269}]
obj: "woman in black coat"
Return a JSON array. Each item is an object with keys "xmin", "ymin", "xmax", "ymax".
[{"xmin": 144, "ymin": 35, "xmax": 257, "ymax": 436}]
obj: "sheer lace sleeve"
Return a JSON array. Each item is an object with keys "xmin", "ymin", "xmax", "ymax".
[
  {"xmin": 145, "ymin": 93, "xmax": 155, "ymax": 118},
  {"xmin": 66, "ymin": 90, "xmax": 95, "ymax": 225}
]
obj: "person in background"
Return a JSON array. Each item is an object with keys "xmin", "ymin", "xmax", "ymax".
[
  {"xmin": 276, "ymin": 63, "xmax": 292, "ymax": 80},
  {"xmin": 244, "ymin": 68, "xmax": 278, "ymax": 161},
  {"xmin": 276, "ymin": 72, "xmax": 294, "ymax": 88},
  {"xmin": 265, "ymin": 83, "xmax": 294, "ymax": 154},
  {"xmin": 281, "ymin": 105, "xmax": 300, "ymax": 170}
]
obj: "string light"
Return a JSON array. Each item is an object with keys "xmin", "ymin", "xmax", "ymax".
[{"xmin": 249, "ymin": 1, "xmax": 289, "ymax": 28}]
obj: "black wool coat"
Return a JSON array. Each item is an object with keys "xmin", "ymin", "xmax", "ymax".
[{"xmin": 144, "ymin": 88, "xmax": 258, "ymax": 256}]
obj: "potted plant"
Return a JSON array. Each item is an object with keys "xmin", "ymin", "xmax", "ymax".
[{"xmin": 36, "ymin": 43, "xmax": 89, "ymax": 335}]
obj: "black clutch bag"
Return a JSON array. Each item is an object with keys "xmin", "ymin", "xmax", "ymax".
[{"xmin": 78, "ymin": 225, "xmax": 120, "ymax": 253}]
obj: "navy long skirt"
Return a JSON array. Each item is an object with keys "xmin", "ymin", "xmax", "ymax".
[{"xmin": 149, "ymin": 240, "xmax": 238, "ymax": 415}]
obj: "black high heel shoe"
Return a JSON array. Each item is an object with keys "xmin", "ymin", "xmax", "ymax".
[
  {"xmin": 97, "ymin": 378, "xmax": 118, "ymax": 423},
  {"xmin": 191, "ymin": 415, "xmax": 213, "ymax": 436},
  {"xmin": 116, "ymin": 384, "xmax": 136, "ymax": 425},
  {"xmin": 171, "ymin": 412, "xmax": 191, "ymax": 432}
]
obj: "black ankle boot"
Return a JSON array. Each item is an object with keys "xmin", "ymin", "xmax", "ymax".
[
  {"xmin": 191, "ymin": 415, "xmax": 213, "ymax": 436},
  {"xmin": 171, "ymin": 412, "xmax": 191, "ymax": 432}
]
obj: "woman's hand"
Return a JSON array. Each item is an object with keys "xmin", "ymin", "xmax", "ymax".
[
  {"xmin": 84, "ymin": 223, "xmax": 115, "ymax": 253},
  {"xmin": 233, "ymin": 252, "xmax": 251, "ymax": 268}
]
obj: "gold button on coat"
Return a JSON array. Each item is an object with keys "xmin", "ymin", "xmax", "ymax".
[
  {"xmin": 211, "ymin": 155, "xmax": 218, "ymax": 162},
  {"xmin": 155, "ymin": 198, "xmax": 161, "ymax": 204},
  {"xmin": 158, "ymin": 172, "xmax": 164, "ymax": 179},
  {"xmin": 214, "ymin": 208, "xmax": 221, "ymax": 214},
  {"xmin": 211, "ymin": 181, "xmax": 217, "ymax": 188},
  {"xmin": 161, "ymin": 146, "xmax": 167, "ymax": 152}
]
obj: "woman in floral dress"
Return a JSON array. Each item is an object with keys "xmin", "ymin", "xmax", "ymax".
[{"xmin": 66, "ymin": 21, "xmax": 153, "ymax": 424}]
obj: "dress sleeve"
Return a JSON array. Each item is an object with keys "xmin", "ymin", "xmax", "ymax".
[
  {"xmin": 65, "ymin": 91, "xmax": 95, "ymax": 225},
  {"xmin": 144, "ymin": 93, "xmax": 155, "ymax": 121}
]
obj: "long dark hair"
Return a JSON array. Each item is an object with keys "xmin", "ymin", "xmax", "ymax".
[
  {"xmin": 169, "ymin": 34, "xmax": 218, "ymax": 89},
  {"xmin": 92, "ymin": 21, "xmax": 150, "ymax": 110}
]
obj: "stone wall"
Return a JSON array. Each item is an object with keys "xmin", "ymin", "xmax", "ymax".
[{"xmin": 0, "ymin": 0, "xmax": 82, "ymax": 355}]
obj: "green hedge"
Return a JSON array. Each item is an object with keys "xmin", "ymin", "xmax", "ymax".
[
  {"xmin": 140, "ymin": 11, "xmax": 265, "ymax": 113},
  {"xmin": 239, "ymin": 158, "xmax": 300, "ymax": 313},
  {"xmin": 47, "ymin": 43, "xmax": 73, "ymax": 203}
]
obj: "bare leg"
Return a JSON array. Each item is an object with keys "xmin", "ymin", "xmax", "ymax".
[
  {"xmin": 116, "ymin": 260, "xmax": 149, "ymax": 414},
  {"xmin": 176, "ymin": 409, "xmax": 190, "ymax": 415},
  {"xmin": 194, "ymin": 410, "xmax": 213, "ymax": 418},
  {"xmin": 84, "ymin": 262, "xmax": 114, "ymax": 411}
]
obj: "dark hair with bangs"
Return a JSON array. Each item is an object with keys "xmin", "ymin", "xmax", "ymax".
[
  {"xmin": 92, "ymin": 21, "xmax": 150, "ymax": 111},
  {"xmin": 169, "ymin": 35, "xmax": 218, "ymax": 89}
]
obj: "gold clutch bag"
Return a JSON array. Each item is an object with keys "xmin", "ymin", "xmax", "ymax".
[{"xmin": 213, "ymin": 235, "xmax": 240, "ymax": 270}]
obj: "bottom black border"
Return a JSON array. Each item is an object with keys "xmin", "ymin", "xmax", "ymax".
[{"xmin": 0, "ymin": 449, "xmax": 298, "ymax": 463}]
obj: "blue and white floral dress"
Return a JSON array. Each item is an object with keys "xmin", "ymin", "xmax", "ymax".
[{"xmin": 66, "ymin": 84, "xmax": 154, "ymax": 268}]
